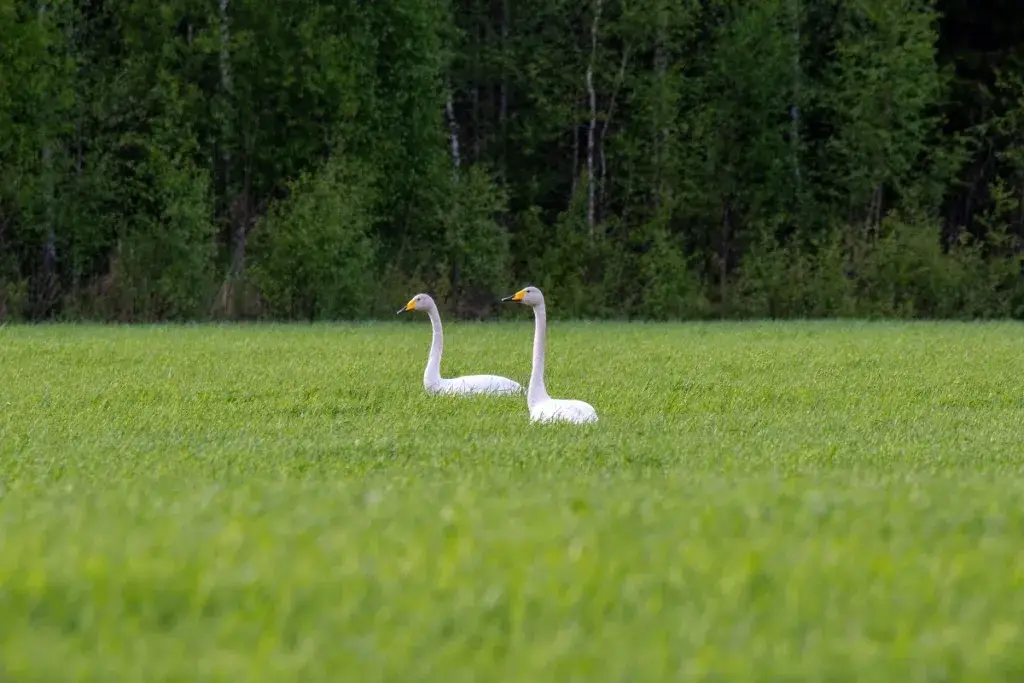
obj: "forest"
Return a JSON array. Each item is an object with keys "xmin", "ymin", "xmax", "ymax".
[{"xmin": 1, "ymin": 0, "xmax": 1022, "ymax": 322}]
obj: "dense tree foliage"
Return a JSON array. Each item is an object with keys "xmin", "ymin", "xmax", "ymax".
[{"xmin": 1, "ymin": 0, "xmax": 1022, "ymax": 321}]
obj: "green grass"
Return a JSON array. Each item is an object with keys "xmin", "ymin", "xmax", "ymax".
[{"xmin": 2, "ymin": 319, "xmax": 1024, "ymax": 681}]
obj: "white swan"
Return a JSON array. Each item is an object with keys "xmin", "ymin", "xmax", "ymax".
[
  {"xmin": 398, "ymin": 293, "xmax": 523, "ymax": 396},
  {"xmin": 501, "ymin": 286, "xmax": 598, "ymax": 424}
]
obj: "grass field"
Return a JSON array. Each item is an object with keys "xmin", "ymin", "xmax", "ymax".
[{"xmin": 2, "ymin": 319, "xmax": 1024, "ymax": 681}]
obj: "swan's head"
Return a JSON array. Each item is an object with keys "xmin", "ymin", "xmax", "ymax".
[
  {"xmin": 397, "ymin": 293, "xmax": 436, "ymax": 314},
  {"xmin": 501, "ymin": 286, "xmax": 544, "ymax": 307}
]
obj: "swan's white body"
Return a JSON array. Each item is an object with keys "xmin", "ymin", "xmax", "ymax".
[
  {"xmin": 503, "ymin": 287, "xmax": 598, "ymax": 424},
  {"xmin": 399, "ymin": 294, "xmax": 523, "ymax": 397}
]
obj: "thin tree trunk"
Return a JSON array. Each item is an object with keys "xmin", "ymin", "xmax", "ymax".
[
  {"xmin": 219, "ymin": 0, "xmax": 234, "ymax": 208},
  {"xmin": 598, "ymin": 48, "xmax": 629, "ymax": 222},
  {"xmin": 445, "ymin": 88, "xmax": 461, "ymax": 183},
  {"xmin": 1017, "ymin": 183, "xmax": 1024, "ymax": 238},
  {"xmin": 65, "ymin": 1, "xmax": 84, "ymax": 305},
  {"xmin": 472, "ymin": 20, "xmax": 482, "ymax": 164},
  {"xmin": 789, "ymin": 0, "xmax": 802, "ymax": 200},
  {"xmin": 597, "ymin": 136, "xmax": 606, "ymax": 226},
  {"xmin": 217, "ymin": 0, "xmax": 248, "ymax": 317},
  {"xmin": 75, "ymin": 118, "xmax": 83, "ymax": 175},
  {"xmin": 570, "ymin": 125, "xmax": 579, "ymax": 207},
  {"xmin": 41, "ymin": 144, "xmax": 58, "ymax": 312},
  {"xmin": 586, "ymin": 0, "xmax": 602, "ymax": 233},
  {"xmin": 229, "ymin": 172, "xmax": 250, "ymax": 280},
  {"xmin": 499, "ymin": 0, "xmax": 509, "ymax": 183},
  {"xmin": 863, "ymin": 182, "xmax": 883, "ymax": 233},
  {"xmin": 444, "ymin": 84, "xmax": 463, "ymax": 309},
  {"xmin": 71, "ymin": 5, "xmax": 82, "ymax": 178},
  {"xmin": 499, "ymin": 0, "xmax": 509, "ymax": 124},
  {"xmin": 38, "ymin": 0, "xmax": 58, "ymax": 316},
  {"xmin": 654, "ymin": 3, "xmax": 668, "ymax": 209},
  {"xmin": 721, "ymin": 200, "xmax": 731, "ymax": 315},
  {"xmin": 219, "ymin": 0, "xmax": 241, "ymax": 281},
  {"xmin": 218, "ymin": 0, "xmax": 233, "ymax": 94},
  {"xmin": 873, "ymin": 183, "xmax": 883, "ymax": 229}
]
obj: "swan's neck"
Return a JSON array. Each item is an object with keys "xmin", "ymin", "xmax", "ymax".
[
  {"xmin": 528, "ymin": 303, "xmax": 550, "ymax": 407},
  {"xmin": 424, "ymin": 307, "xmax": 443, "ymax": 389}
]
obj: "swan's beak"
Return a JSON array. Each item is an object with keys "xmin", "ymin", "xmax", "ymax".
[
  {"xmin": 501, "ymin": 290, "xmax": 526, "ymax": 302},
  {"xmin": 396, "ymin": 300, "xmax": 416, "ymax": 314}
]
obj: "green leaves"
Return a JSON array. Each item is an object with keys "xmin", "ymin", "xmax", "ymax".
[
  {"xmin": 249, "ymin": 152, "xmax": 379, "ymax": 320},
  {"xmin": 0, "ymin": 0, "xmax": 1021, "ymax": 322}
]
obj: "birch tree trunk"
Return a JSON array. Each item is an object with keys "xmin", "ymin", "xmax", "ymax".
[
  {"xmin": 38, "ymin": 0, "xmax": 58, "ymax": 315},
  {"xmin": 599, "ymin": 49, "xmax": 629, "ymax": 219},
  {"xmin": 570, "ymin": 126, "xmax": 579, "ymax": 207},
  {"xmin": 218, "ymin": 0, "xmax": 245, "ymax": 292},
  {"xmin": 499, "ymin": 0, "xmax": 509, "ymax": 124},
  {"xmin": 445, "ymin": 88, "xmax": 461, "ymax": 182},
  {"xmin": 789, "ymin": 0, "xmax": 802, "ymax": 200},
  {"xmin": 471, "ymin": 22, "xmax": 482, "ymax": 163},
  {"xmin": 218, "ymin": 0, "xmax": 233, "ymax": 95},
  {"xmin": 721, "ymin": 201, "xmax": 731, "ymax": 314},
  {"xmin": 585, "ymin": 0, "xmax": 602, "ymax": 233},
  {"xmin": 654, "ymin": 2, "xmax": 668, "ymax": 208},
  {"xmin": 499, "ymin": 0, "xmax": 509, "ymax": 182},
  {"xmin": 443, "ymin": 83, "xmax": 463, "ymax": 309}
]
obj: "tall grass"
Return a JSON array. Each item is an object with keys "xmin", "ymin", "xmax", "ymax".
[{"xmin": 2, "ymin": 321, "xmax": 1023, "ymax": 680}]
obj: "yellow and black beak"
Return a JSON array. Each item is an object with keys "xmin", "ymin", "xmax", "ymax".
[
  {"xmin": 396, "ymin": 299, "xmax": 416, "ymax": 314},
  {"xmin": 501, "ymin": 289, "xmax": 526, "ymax": 303}
]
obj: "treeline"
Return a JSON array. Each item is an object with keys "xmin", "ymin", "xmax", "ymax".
[{"xmin": 1, "ymin": 0, "xmax": 1022, "ymax": 322}]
